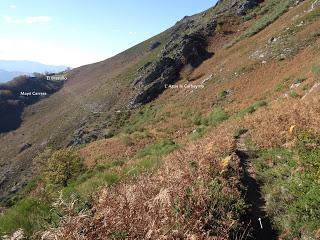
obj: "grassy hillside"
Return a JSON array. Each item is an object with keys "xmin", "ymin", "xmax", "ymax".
[{"xmin": 1, "ymin": 0, "xmax": 320, "ymax": 239}]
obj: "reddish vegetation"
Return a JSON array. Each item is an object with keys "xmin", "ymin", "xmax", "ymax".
[
  {"xmin": 49, "ymin": 1, "xmax": 320, "ymax": 238},
  {"xmin": 2, "ymin": 0, "xmax": 320, "ymax": 239},
  {"xmin": 54, "ymin": 129, "xmax": 239, "ymax": 239}
]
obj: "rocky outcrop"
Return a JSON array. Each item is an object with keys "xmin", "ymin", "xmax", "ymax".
[
  {"xmin": 129, "ymin": 17, "xmax": 216, "ymax": 107},
  {"xmin": 129, "ymin": 0, "xmax": 262, "ymax": 108},
  {"xmin": 19, "ymin": 143, "xmax": 32, "ymax": 153},
  {"xmin": 237, "ymin": 0, "xmax": 261, "ymax": 15},
  {"xmin": 310, "ymin": 0, "xmax": 320, "ymax": 11},
  {"xmin": 149, "ymin": 41, "xmax": 161, "ymax": 51},
  {"xmin": 214, "ymin": 0, "xmax": 262, "ymax": 16}
]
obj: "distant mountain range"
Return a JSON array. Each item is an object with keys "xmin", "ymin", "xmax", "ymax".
[
  {"xmin": 0, "ymin": 69, "xmax": 28, "ymax": 83},
  {"xmin": 0, "ymin": 60, "xmax": 69, "ymax": 83}
]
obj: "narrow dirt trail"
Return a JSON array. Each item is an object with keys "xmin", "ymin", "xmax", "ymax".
[{"xmin": 235, "ymin": 133, "xmax": 278, "ymax": 240}]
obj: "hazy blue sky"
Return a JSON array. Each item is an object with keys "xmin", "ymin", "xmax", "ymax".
[{"xmin": 0, "ymin": 0, "xmax": 217, "ymax": 67}]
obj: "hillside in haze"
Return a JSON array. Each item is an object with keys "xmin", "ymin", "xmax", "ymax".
[
  {"xmin": 0, "ymin": 69, "xmax": 28, "ymax": 83},
  {"xmin": 0, "ymin": 60, "xmax": 68, "ymax": 83},
  {"xmin": 0, "ymin": 0, "xmax": 320, "ymax": 239}
]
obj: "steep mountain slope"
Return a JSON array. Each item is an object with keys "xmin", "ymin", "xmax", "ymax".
[
  {"xmin": 0, "ymin": 28, "xmax": 171, "ymax": 202},
  {"xmin": 1, "ymin": 0, "xmax": 320, "ymax": 239}
]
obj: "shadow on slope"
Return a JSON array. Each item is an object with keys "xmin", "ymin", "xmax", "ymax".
[{"xmin": 0, "ymin": 75, "xmax": 64, "ymax": 133}]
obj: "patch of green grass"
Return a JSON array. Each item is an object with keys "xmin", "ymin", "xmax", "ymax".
[
  {"xmin": 58, "ymin": 140, "xmax": 178, "ymax": 214},
  {"xmin": 191, "ymin": 112, "xmax": 203, "ymax": 126},
  {"xmin": 274, "ymin": 77, "xmax": 291, "ymax": 92},
  {"xmin": 254, "ymin": 133, "xmax": 320, "ymax": 239},
  {"xmin": 244, "ymin": 0, "xmax": 294, "ymax": 37},
  {"xmin": 204, "ymin": 179, "xmax": 249, "ymax": 236},
  {"xmin": 0, "ymin": 199, "xmax": 59, "ymax": 237},
  {"xmin": 300, "ymin": 6, "xmax": 320, "ymax": 24},
  {"xmin": 187, "ymin": 108, "xmax": 229, "ymax": 139},
  {"xmin": 61, "ymin": 160, "xmax": 123, "ymax": 210},
  {"xmin": 274, "ymin": 82, "xmax": 286, "ymax": 92},
  {"xmin": 3, "ymin": 178, "xmax": 40, "ymax": 207},
  {"xmin": 136, "ymin": 139, "xmax": 178, "ymax": 159},
  {"xmin": 237, "ymin": 100, "xmax": 268, "ymax": 118},
  {"xmin": 123, "ymin": 156, "xmax": 161, "ymax": 178},
  {"xmin": 227, "ymin": 0, "xmax": 295, "ymax": 48},
  {"xmin": 312, "ymin": 65, "xmax": 320, "ymax": 81},
  {"xmin": 181, "ymin": 109, "xmax": 204, "ymax": 126},
  {"xmin": 123, "ymin": 105, "xmax": 158, "ymax": 134},
  {"xmin": 204, "ymin": 107, "xmax": 229, "ymax": 126},
  {"xmin": 217, "ymin": 90, "xmax": 228, "ymax": 101},
  {"xmin": 190, "ymin": 127, "xmax": 206, "ymax": 140},
  {"xmin": 110, "ymin": 231, "xmax": 128, "ymax": 240},
  {"xmin": 71, "ymin": 172, "xmax": 120, "ymax": 197},
  {"xmin": 124, "ymin": 139, "xmax": 178, "ymax": 177},
  {"xmin": 289, "ymin": 90, "xmax": 299, "ymax": 98}
]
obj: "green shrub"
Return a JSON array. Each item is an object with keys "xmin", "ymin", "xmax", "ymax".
[
  {"xmin": 44, "ymin": 149, "xmax": 85, "ymax": 187},
  {"xmin": 110, "ymin": 231, "xmax": 128, "ymax": 239},
  {"xmin": 252, "ymin": 100, "xmax": 268, "ymax": 108},
  {"xmin": 0, "ymin": 90, "xmax": 13, "ymax": 99}
]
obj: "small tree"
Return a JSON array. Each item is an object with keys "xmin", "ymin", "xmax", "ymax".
[{"xmin": 44, "ymin": 148, "xmax": 85, "ymax": 186}]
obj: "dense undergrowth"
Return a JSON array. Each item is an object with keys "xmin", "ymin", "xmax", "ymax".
[{"xmin": 0, "ymin": 139, "xmax": 178, "ymax": 238}]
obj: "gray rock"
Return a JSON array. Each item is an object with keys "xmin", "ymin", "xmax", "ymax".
[
  {"xmin": 215, "ymin": 0, "xmax": 261, "ymax": 16},
  {"xmin": 237, "ymin": 0, "xmax": 261, "ymax": 15},
  {"xmin": 10, "ymin": 184, "xmax": 19, "ymax": 193},
  {"xmin": 130, "ymin": 18, "xmax": 216, "ymax": 107},
  {"xmin": 149, "ymin": 41, "xmax": 161, "ymax": 51},
  {"xmin": 19, "ymin": 143, "xmax": 32, "ymax": 153}
]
